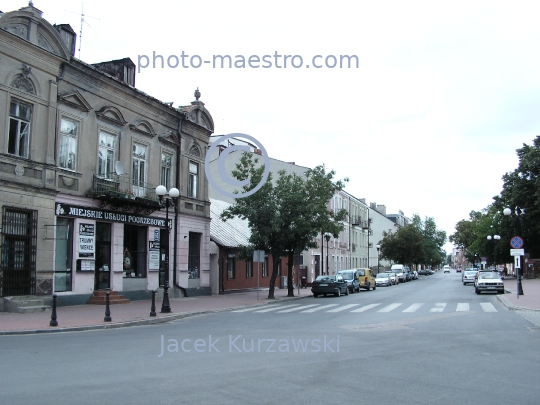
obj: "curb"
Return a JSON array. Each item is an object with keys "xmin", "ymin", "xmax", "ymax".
[
  {"xmin": 0, "ymin": 293, "xmax": 310, "ymax": 336},
  {"xmin": 496, "ymin": 293, "xmax": 540, "ymax": 313}
]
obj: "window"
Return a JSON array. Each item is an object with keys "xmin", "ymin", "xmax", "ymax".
[
  {"xmin": 132, "ymin": 143, "xmax": 147, "ymax": 197},
  {"xmin": 161, "ymin": 153, "xmax": 172, "ymax": 189},
  {"xmin": 227, "ymin": 256, "xmax": 235, "ymax": 279},
  {"xmin": 123, "ymin": 224, "xmax": 147, "ymax": 278},
  {"xmin": 8, "ymin": 100, "xmax": 31, "ymax": 158},
  {"xmin": 59, "ymin": 118, "xmax": 78, "ymax": 170},
  {"xmin": 246, "ymin": 260, "xmax": 253, "ymax": 278},
  {"xmin": 188, "ymin": 162, "xmax": 198, "ymax": 198},
  {"xmin": 98, "ymin": 131, "xmax": 116, "ymax": 176},
  {"xmin": 188, "ymin": 232, "xmax": 201, "ymax": 279},
  {"xmin": 54, "ymin": 217, "xmax": 73, "ymax": 292}
]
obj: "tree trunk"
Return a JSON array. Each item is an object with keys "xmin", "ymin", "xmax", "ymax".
[
  {"xmin": 267, "ymin": 255, "xmax": 280, "ymax": 299},
  {"xmin": 287, "ymin": 250, "xmax": 295, "ymax": 297}
]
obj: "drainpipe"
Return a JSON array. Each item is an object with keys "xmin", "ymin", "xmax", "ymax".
[{"xmin": 173, "ymin": 116, "xmax": 187, "ymax": 297}]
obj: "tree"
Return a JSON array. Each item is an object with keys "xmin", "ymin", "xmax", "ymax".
[
  {"xmin": 410, "ymin": 214, "xmax": 447, "ymax": 268},
  {"xmin": 379, "ymin": 225, "xmax": 425, "ymax": 266},
  {"xmin": 221, "ymin": 153, "xmax": 347, "ymax": 299}
]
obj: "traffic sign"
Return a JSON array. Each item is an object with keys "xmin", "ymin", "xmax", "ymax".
[
  {"xmin": 510, "ymin": 249, "xmax": 524, "ymax": 256},
  {"xmin": 510, "ymin": 236, "xmax": 524, "ymax": 249}
]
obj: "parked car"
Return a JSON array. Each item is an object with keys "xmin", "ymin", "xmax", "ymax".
[
  {"xmin": 462, "ymin": 270, "xmax": 477, "ymax": 285},
  {"xmin": 410, "ymin": 269, "xmax": 418, "ymax": 280},
  {"xmin": 385, "ymin": 271, "xmax": 398, "ymax": 284},
  {"xmin": 404, "ymin": 271, "xmax": 412, "ymax": 282},
  {"xmin": 312, "ymin": 275, "xmax": 349, "ymax": 297},
  {"xmin": 475, "ymin": 272, "xmax": 505, "ymax": 294},
  {"xmin": 356, "ymin": 268, "xmax": 376, "ymax": 291},
  {"xmin": 337, "ymin": 269, "xmax": 360, "ymax": 293},
  {"xmin": 390, "ymin": 264, "xmax": 406, "ymax": 283},
  {"xmin": 418, "ymin": 268, "xmax": 430, "ymax": 276},
  {"xmin": 375, "ymin": 273, "xmax": 392, "ymax": 287}
]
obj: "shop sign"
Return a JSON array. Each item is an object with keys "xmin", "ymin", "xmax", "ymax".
[
  {"xmin": 149, "ymin": 241, "xmax": 160, "ymax": 271},
  {"xmin": 55, "ymin": 202, "xmax": 171, "ymax": 228}
]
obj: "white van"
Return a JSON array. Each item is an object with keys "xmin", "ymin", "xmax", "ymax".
[{"xmin": 390, "ymin": 264, "xmax": 405, "ymax": 283}]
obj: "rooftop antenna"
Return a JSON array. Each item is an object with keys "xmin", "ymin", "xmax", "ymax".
[{"xmin": 65, "ymin": 3, "xmax": 100, "ymax": 59}]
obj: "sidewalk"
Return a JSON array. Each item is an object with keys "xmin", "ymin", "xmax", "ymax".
[
  {"xmin": 0, "ymin": 287, "xmax": 313, "ymax": 335},
  {"xmin": 497, "ymin": 277, "xmax": 540, "ymax": 312}
]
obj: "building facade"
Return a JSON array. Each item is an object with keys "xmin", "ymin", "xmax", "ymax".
[{"xmin": 0, "ymin": 4, "xmax": 213, "ymax": 308}]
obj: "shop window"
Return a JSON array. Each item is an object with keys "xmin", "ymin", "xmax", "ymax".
[
  {"xmin": 123, "ymin": 224, "xmax": 147, "ymax": 278},
  {"xmin": 54, "ymin": 217, "xmax": 73, "ymax": 292},
  {"xmin": 59, "ymin": 117, "xmax": 78, "ymax": 170},
  {"xmin": 188, "ymin": 232, "xmax": 201, "ymax": 279},
  {"xmin": 8, "ymin": 99, "xmax": 31, "ymax": 158}
]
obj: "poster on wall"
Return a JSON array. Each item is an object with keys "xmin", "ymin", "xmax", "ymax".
[
  {"xmin": 79, "ymin": 223, "xmax": 95, "ymax": 258},
  {"xmin": 148, "ymin": 241, "xmax": 160, "ymax": 271}
]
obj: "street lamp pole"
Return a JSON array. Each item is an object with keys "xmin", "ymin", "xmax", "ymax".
[
  {"xmin": 376, "ymin": 244, "xmax": 380, "ymax": 271},
  {"xmin": 504, "ymin": 206, "xmax": 524, "ymax": 296},
  {"xmin": 324, "ymin": 233, "xmax": 331, "ymax": 275},
  {"xmin": 156, "ymin": 185, "xmax": 180, "ymax": 313},
  {"xmin": 486, "ymin": 234, "xmax": 500, "ymax": 271}
]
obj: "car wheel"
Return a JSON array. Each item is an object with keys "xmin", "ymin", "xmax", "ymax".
[
  {"xmin": 373, "ymin": 285, "xmax": 376, "ymax": 290},
  {"xmin": 463, "ymin": 282, "xmax": 466, "ymax": 285},
  {"xmin": 475, "ymin": 288, "xmax": 480, "ymax": 295},
  {"xmin": 323, "ymin": 293, "xmax": 327, "ymax": 297},
  {"xmin": 366, "ymin": 283, "xmax": 370, "ymax": 291},
  {"xmin": 335, "ymin": 290, "xmax": 340, "ymax": 297},
  {"xmin": 313, "ymin": 293, "xmax": 318, "ymax": 298},
  {"xmin": 350, "ymin": 286, "xmax": 354, "ymax": 294},
  {"xmin": 345, "ymin": 287, "xmax": 349, "ymax": 296}
]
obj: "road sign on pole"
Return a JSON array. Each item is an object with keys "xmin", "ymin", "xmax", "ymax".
[
  {"xmin": 510, "ymin": 236, "xmax": 524, "ymax": 249},
  {"xmin": 510, "ymin": 249, "xmax": 525, "ymax": 256}
]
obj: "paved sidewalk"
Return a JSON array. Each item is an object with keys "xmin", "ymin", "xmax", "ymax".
[
  {"xmin": 498, "ymin": 277, "xmax": 540, "ymax": 311},
  {"xmin": 0, "ymin": 287, "xmax": 313, "ymax": 335}
]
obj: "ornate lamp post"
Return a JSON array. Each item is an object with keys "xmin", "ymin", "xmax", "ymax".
[
  {"xmin": 324, "ymin": 233, "xmax": 331, "ymax": 275},
  {"xmin": 156, "ymin": 185, "xmax": 180, "ymax": 313},
  {"xmin": 376, "ymin": 244, "xmax": 380, "ymax": 271},
  {"xmin": 504, "ymin": 206, "xmax": 525, "ymax": 296},
  {"xmin": 486, "ymin": 234, "xmax": 501, "ymax": 271}
]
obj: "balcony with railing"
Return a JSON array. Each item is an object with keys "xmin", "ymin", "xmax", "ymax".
[{"xmin": 91, "ymin": 173, "xmax": 161, "ymax": 214}]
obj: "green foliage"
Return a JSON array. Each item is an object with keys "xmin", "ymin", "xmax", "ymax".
[
  {"xmin": 379, "ymin": 224, "xmax": 425, "ymax": 266},
  {"xmin": 221, "ymin": 152, "xmax": 347, "ymax": 298}
]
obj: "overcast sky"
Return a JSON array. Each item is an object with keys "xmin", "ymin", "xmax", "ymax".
[{"xmin": 5, "ymin": 0, "xmax": 539, "ymax": 252}]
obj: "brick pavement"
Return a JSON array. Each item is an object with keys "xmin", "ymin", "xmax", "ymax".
[{"xmin": 0, "ymin": 287, "xmax": 313, "ymax": 335}]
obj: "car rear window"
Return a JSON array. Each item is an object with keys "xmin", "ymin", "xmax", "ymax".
[
  {"xmin": 338, "ymin": 271, "xmax": 354, "ymax": 280},
  {"xmin": 357, "ymin": 270, "xmax": 365, "ymax": 276}
]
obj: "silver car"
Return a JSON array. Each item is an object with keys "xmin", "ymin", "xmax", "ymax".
[
  {"xmin": 385, "ymin": 271, "xmax": 397, "ymax": 285},
  {"xmin": 376, "ymin": 273, "xmax": 392, "ymax": 287},
  {"xmin": 475, "ymin": 272, "xmax": 505, "ymax": 294},
  {"xmin": 462, "ymin": 270, "xmax": 477, "ymax": 285}
]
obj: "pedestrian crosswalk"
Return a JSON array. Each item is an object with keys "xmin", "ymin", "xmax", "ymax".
[{"xmin": 231, "ymin": 302, "xmax": 499, "ymax": 314}]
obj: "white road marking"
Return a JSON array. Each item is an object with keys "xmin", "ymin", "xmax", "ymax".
[
  {"xmin": 403, "ymin": 303, "xmax": 424, "ymax": 312},
  {"xmin": 430, "ymin": 303, "xmax": 446, "ymax": 312},
  {"xmin": 277, "ymin": 304, "xmax": 320, "ymax": 313},
  {"xmin": 300, "ymin": 304, "xmax": 339, "ymax": 313},
  {"xmin": 254, "ymin": 304, "xmax": 300, "ymax": 313},
  {"xmin": 456, "ymin": 303, "xmax": 469, "ymax": 312},
  {"xmin": 480, "ymin": 302, "xmax": 498, "ymax": 312},
  {"xmin": 378, "ymin": 303, "xmax": 403, "ymax": 312},
  {"xmin": 326, "ymin": 304, "xmax": 361, "ymax": 313},
  {"xmin": 350, "ymin": 303, "xmax": 382, "ymax": 312}
]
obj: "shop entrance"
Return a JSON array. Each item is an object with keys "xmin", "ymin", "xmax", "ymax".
[{"xmin": 94, "ymin": 222, "xmax": 111, "ymax": 290}]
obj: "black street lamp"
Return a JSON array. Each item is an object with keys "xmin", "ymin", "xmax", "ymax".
[
  {"xmin": 324, "ymin": 233, "xmax": 331, "ymax": 275},
  {"xmin": 486, "ymin": 234, "xmax": 500, "ymax": 271},
  {"xmin": 376, "ymin": 244, "xmax": 380, "ymax": 271},
  {"xmin": 504, "ymin": 206, "xmax": 525, "ymax": 296},
  {"xmin": 156, "ymin": 185, "xmax": 180, "ymax": 313}
]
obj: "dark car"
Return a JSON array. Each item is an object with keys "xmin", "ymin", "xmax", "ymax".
[
  {"xmin": 418, "ymin": 269, "xmax": 430, "ymax": 276},
  {"xmin": 337, "ymin": 269, "xmax": 360, "ymax": 293},
  {"xmin": 404, "ymin": 271, "xmax": 412, "ymax": 282},
  {"xmin": 312, "ymin": 275, "xmax": 349, "ymax": 297}
]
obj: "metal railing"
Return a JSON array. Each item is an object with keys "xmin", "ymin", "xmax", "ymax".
[{"xmin": 92, "ymin": 173, "xmax": 159, "ymax": 201}]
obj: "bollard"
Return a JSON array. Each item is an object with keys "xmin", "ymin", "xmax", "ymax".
[
  {"xmin": 50, "ymin": 294, "xmax": 58, "ymax": 327},
  {"xmin": 150, "ymin": 290, "xmax": 156, "ymax": 317},
  {"xmin": 104, "ymin": 292, "xmax": 112, "ymax": 322}
]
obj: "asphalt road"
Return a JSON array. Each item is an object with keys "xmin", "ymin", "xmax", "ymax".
[{"xmin": 1, "ymin": 271, "xmax": 539, "ymax": 405}]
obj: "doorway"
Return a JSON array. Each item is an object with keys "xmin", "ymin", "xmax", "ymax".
[{"xmin": 94, "ymin": 222, "xmax": 111, "ymax": 290}]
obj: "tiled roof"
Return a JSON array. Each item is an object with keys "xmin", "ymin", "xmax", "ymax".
[{"xmin": 210, "ymin": 198, "xmax": 251, "ymax": 248}]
